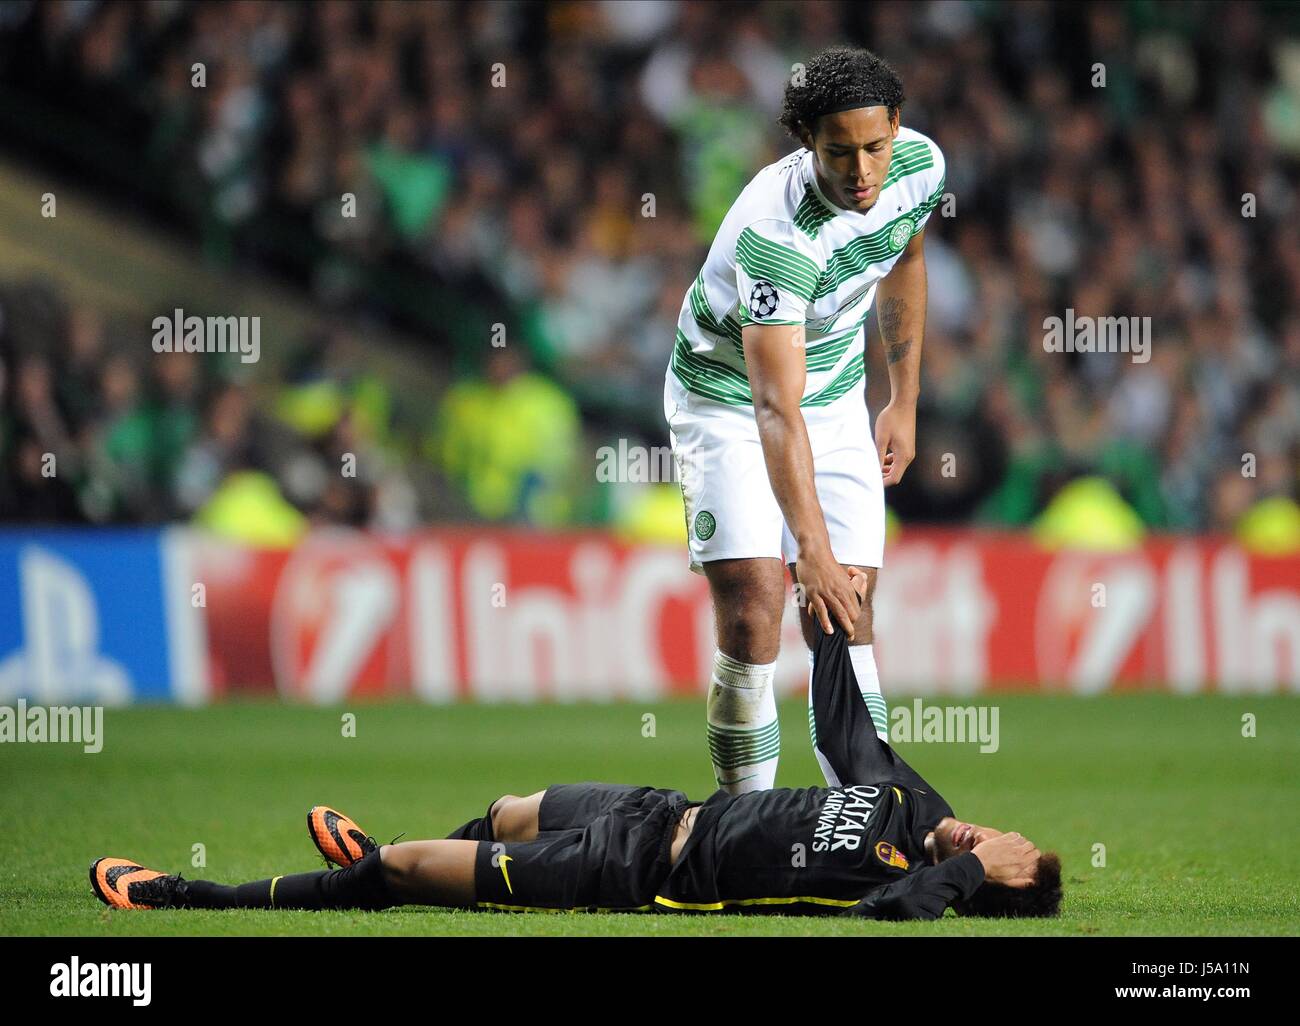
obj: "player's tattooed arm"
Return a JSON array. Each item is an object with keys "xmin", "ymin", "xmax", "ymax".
[
  {"xmin": 878, "ymin": 297, "xmax": 912, "ymax": 366},
  {"xmin": 871, "ymin": 228, "xmax": 928, "ymax": 485},
  {"xmin": 744, "ymin": 322, "xmax": 860, "ymax": 637}
]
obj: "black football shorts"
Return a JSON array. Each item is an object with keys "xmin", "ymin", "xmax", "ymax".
[{"xmin": 473, "ymin": 783, "xmax": 691, "ymax": 912}]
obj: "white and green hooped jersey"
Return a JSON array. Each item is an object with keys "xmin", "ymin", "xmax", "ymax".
[{"xmin": 669, "ymin": 126, "xmax": 945, "ymax": 409}]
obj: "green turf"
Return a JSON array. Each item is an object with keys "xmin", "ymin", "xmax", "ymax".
[{"xmin": 2, "ymin": 695, "xmax": 1297, "ymax": 936}]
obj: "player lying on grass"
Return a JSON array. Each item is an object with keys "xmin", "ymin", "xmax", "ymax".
[{"xmin": 90, "ymin": 628, "xmax": 1062, "ymax": 920}]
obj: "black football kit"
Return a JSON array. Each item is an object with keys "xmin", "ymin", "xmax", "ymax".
[
  {"xmin": 462, "ymin": 628, "xmax": 986, "ymax": 919},
  {"xmin": 164, "ymin": 627, "xmax": 984, "ymax": 919}
]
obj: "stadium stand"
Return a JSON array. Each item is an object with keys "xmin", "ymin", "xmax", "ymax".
[{"xmin": 0, "ymin": 1, "xmax": 1296, "ymax": 543}]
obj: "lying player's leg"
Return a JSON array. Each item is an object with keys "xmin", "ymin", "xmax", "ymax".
[
  {"xmin": 793, "ymin": 562, "xmax": 888, "ymax": 744},
  {"xmin": 91, "ymin": 789, "xmax": 687, "ymax": 914},
  {"xmin": 376, "ymin": 787, "xmax": 692, "ymax": 913},
  {"xmin": 446, "ymin": 784, "xmax": 657, "ymax": 843},
  {"xmin": 97, "ymin": 802, "xmax": 484, "ymax": 912},
  {"xmin": 445, "ymin": 792, "xmax": 540, "ymax": 841},
  {"xmin": 89, "ymin": 841, "xmax": 476, "ymax": 912},
  {"xmin": 379, "ymin": 841, "xmax": 477, "ymax": 905}
]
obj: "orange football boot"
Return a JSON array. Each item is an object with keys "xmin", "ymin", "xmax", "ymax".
[
  {"xmin": 90, "ymin": 857, "xmax": 188, "ymax": 909},
  {"xmin": 307, "ymin": 806, "xmax": 378, "ymax": 868}
]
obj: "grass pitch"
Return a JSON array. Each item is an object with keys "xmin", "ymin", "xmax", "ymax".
[{"xmin": 2, "ymin": 694, "xmax": 1297, "ymax": 936}]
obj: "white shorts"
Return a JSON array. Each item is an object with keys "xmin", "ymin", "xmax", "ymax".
[{"xmin": 665, "ymin": 372, "xmax": 885, "ymax": 575}]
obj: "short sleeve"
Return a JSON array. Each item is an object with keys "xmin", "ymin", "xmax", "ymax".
[
  {"xmin": 912, "ymin": 142, "xmax": 946, "ymax": 233},
  {"xmin": 734, "ymin": 221, "xmax": 822, "ymax": 327}
]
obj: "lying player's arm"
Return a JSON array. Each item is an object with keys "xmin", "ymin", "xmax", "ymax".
[
  {"xmin": 743, "ymin": 322, "xmax": 859, "ymax": 637},
  {"xmin": 842, "ymin": 830, "xmax": 1041, "ymax": 920},
  {"xmin": 840, "ymin": 851, "xmax": 984, "ymax": 921},
  {"xmin": 871, "ymin": 228, "xmax": 927, "ymax": 486}
]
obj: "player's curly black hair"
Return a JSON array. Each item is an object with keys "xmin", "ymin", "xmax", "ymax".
[
  {"xmin": 955, "ymin": 852, "xmax": 1064, "ymax": 918},
  {"xmin": 778, "ymin": 46, "xmax": 905, "ymax": 143}
]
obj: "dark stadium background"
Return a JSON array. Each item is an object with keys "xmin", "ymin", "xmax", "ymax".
[
  {"xmin": 0, "ymin": 0, "xmax": 1297, "ymax": 940},
  {"xmin": 3, "ymin": 0, "xmax": 1297, "ymax": 534}
]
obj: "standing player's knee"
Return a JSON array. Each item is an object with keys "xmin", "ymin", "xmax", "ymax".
[
  {"xmin": 796, "ymin": 602, "xmax": 819, "ymax": 650},
  {"xmin": 720, "ymin": 606, "xmax": 781, "ymax": 664},
  {"xmin": 852, "ymin": 592, "xmax": 874, "ymax": 646},
  {"xmin": 845, "ymin": 567, "xmax": 876, "ymax": 646},
  {"xmin": 705, "ymin": 561, "xmax": 786, "ymax": 665},
  {"xmin": 798, "ymin": 568, "xmax": 875, "ymax": 649}
]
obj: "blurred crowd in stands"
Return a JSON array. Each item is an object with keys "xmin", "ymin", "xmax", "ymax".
[
  {"xmin": 1, "ymin": 0, "xmax": 1297, "ymax": 547},
  {"xmin": 0, "ymin": 283, "xmax": 386, "ymax": 536}
]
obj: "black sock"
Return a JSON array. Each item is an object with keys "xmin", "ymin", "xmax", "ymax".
[
  {"xmin": 184, "ymin": 850, "xmax": 395, "ymax": 911},
  {"xmin": 445, "ymin": 799, "xmax": 497, "ymax": 841}
]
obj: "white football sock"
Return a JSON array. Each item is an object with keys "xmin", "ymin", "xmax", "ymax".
[
  {"xmin": 849, "ymin": 643, "xmax": 889, "ymax": 742},
  {"xmin": 806, "ymin": 649, "xmax": 840, "ymax": 786},
  {"xmin": 806, "ymin": 643, "xmax": 890, "ymax": 758},
  {"xmin": 706, "ymin": 650, "xmax": 779, "ymax": 794}
]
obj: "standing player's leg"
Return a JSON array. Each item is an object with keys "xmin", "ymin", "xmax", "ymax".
[
  {"xmin": 666, "ymin": 375, "xmax": 789, "ymax": 795},
  {"xmin": 787, "ymin": 405, "xmax": 889, "ymax": 762},
  {"xmin": 702, "ymin": 557, "xmax": 786, "ymax": 793}
]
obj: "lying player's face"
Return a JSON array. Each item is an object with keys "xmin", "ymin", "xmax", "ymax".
[
  {"xmin": 807, "ymin": 106, "xmax": 899, "ymax": 212},
  {"xmin": 929, "ymin": 816, "xmax": 1004, "ymax": 863}
]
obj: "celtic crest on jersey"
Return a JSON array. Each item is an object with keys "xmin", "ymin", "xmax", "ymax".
[
  {"xmin": 749, "ymin": 280, "xmax": 780, "ymax": 319},
  {"xmin": 888, "ymin": 217, "xmax": 916, "ymax": 252}
]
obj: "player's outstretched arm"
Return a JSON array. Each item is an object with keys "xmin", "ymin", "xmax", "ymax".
[{"xmin": 743, "ymin": 321, "xmax": 860, "ymax": 637}]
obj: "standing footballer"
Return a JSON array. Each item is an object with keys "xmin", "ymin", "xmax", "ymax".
[{"xmin": 665, "ymin": 46, "xmax": 943, "ymax": 791}]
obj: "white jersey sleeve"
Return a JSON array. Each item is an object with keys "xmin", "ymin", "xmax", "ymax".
[
  {"xmin": 909, "ymin": 141, "xmax": 945, "ymax": 235},
  {"xmin": 734, "ymin": 217, "xmax": 825, "ymax": 328}
]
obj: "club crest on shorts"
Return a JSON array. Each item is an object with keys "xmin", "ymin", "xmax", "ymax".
[
  {"xmin": 749, "ymin": 280, "xmax": 779, "ymax": 319},
  {"xmin": 693, "ymin": 510, "xmax": 716, "ymax": 541},
  {"xmin": 875, "ymin": 841, "xmax": 909, "ymax": 870},
  {"xmin": 888, "ymin": 217, "xmax": 915, "ymax": 252}
]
